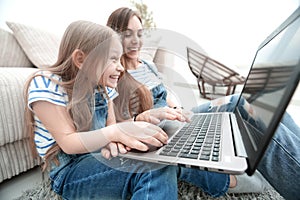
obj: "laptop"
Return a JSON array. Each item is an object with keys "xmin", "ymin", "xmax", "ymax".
[{"xmin": 120, "ymin": 6, "xmax": 300, "ymax": 175}]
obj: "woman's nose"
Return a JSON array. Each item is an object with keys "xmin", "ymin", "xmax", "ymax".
[{"xmin": 131, "ymin": 34, "xmax": 139, "ymax": 43}]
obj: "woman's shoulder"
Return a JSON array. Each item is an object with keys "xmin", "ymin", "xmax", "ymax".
[
  {"xmin": 141, "ymin": 59, "xmax": 158, "ymax": 72},
  {"xmin": 141, "ymin": 59, "xmax": 156, "ymax": 67}
]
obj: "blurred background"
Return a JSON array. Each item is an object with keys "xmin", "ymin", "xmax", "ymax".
[{"xmin": 1, "ymin": 0, "xmax": 299, "ymax": 68}]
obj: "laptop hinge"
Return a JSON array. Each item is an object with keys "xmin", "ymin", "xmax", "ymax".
[{"xmin": 230, "ymin": 114, "xmax": 247, "ymax": 158}]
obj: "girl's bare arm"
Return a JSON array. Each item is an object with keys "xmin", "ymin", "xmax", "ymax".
[{"xmin": 32, "ymin": 101, "xmax": 168, "ymax": 154}]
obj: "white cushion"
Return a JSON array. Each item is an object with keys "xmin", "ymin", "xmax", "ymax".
[
  {"xmin": 6, "ymin": 21, "xmax": 60, "ymax": 68},
  {"xmin": 0, "ymin": 28, "xmax": 32, "ymax": 67},
  {"xmin": 0, "ymin": 67, "xmax": 38, "ymax": 145}
]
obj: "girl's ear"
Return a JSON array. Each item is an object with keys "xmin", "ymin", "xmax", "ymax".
[{"xmin": 72, "ymin": 49, "xmax": 86, "ymax": 69}]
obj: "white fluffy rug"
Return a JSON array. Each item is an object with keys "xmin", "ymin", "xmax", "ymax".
[{"xmin": 14, "ymin": 179, "xmax": 285, "ymax": 200}]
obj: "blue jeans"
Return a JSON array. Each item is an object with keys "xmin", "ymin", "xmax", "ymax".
[
  {"xmin": 151, "ymin": 83, "xmax": 168, "ymax": 108},
  {"xmin": 48, "ymin": 90, "xmax": 229, "ymax": 199},
  {"xmin": 192, "ymin": 94, "xmax": 300, "ymax": 200},
  {"xmin": 91, "ymin": 91, "xmax": 108, "ymax": 130},
  {"xmin": 50, "ymin": 153, "xmax": 178, "ymax": 200},
  {"xmin": 50, "ymin": 152, "xmax": 228, "ymax": 199}
]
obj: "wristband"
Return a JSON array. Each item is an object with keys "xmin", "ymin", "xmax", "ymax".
[
  {"xmin": 133, "ymin": 114, "xmax": 138, "ymax": 121},
  {"xmin": 173, "ymin": 106, "xmax": 184, "ymax": 109}
]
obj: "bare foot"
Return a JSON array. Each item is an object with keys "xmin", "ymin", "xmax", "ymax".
[{"xmin": 229, "ymin": 175, "xmax": 237, "ymax": 188}]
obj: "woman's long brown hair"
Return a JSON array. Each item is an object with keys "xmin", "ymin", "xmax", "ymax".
[{"xmin": 107, "ymin": 7, "xmax": 153, "ymax": 121}]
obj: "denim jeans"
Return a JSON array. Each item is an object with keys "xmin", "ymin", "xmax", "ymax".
[
  {"xmin": 49, "ymin": 90, "xmax": 229, "ymax": 199},
  {"xmin": 151, "ymin": 83, "xmax": 168, "ymax": 108},
  {"xmin": 50, "ymin": 152, "xmax": 229, "ymax": 199},
  {"xmin": 91, "ymin": 91, "xmax": 108, "ymax": 130},
  {"xmin": 50, "ymin": 153, "xmax": 178, "ymax": 200},
  {"xmin": 192, "ymin": 94, "xmax": 300, "ymax": 200}
]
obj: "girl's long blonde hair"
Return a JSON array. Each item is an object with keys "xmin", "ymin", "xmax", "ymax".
[
  {"xmin": 23, "ymin": 20, "xmax": 118, "ymax": 170},
  {"xmin": 107, "ymin": 7, "xmax": 153, "ymax": 121}
]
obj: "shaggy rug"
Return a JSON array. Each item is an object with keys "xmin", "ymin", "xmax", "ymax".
[{"xmin": 15, "ymin": 179, "xmax": 285, "ymax": 200}]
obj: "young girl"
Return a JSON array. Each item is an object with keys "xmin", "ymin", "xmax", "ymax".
[
  {"xmin": 24, "ymin": 20, "xmax": 189, "ymax": 199},
  {"xmin": 106, "ymin": 7, "xmax": 300, "ymax": 200}
]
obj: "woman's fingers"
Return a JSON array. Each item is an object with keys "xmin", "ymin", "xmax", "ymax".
[{"xmin": 155, "ymin": 107, "xmax": 191, "ymax": 122}]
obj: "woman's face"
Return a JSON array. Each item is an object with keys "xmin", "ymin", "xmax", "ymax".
[
  {"xmin": 122, "ymin": 15, "xmax": 143, "ymax": 60},
  {"xmin": 101, "ymin": 38, "xmax": 124, "ymax": 88}
]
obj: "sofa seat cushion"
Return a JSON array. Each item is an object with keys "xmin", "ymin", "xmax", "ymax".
[
  {"xmin": 0, "ymin": 138, "xmax": 41, "ymax": 183},
  {"xmin": 0, "ymin": 67, "xmax": 38, "ymax": 146}
]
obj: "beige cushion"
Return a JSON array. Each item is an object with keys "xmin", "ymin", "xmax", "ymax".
[
  {"xmin": 6, "ymin": 21, "xmax": 60, "ymax": 68},
  {"xmin": 0, "ymin": 28, "xmax": 32, "ymax": 67},
  {"xmin": 0, "ymin": 67, "xmax": 38, "ymax": 145}
]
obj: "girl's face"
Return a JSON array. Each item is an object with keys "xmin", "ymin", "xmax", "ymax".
[
  {"xmin": 122, "ymin": 15, "xmax": 143, "ymax": 60},
  {"xmin": 101, "ymin": 38, "xmax": 124, "ymax": 88}
]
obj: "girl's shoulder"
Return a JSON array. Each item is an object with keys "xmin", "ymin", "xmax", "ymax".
[
  {"xmin": 32, "ymin": 70, "xmax": 61, "ymax": 82},
  {"xmin": 29, "ymin": 70, "xmax": 64, "ymax": 92},
  {"xmin": 28, "ymin": 70, "xmax": 68, "ymax": 108},
  {"xmin": 33, "ymin": 70, "xmax": 61, "ymax": 80}
]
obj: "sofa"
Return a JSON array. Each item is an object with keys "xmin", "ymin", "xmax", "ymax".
[{"xmin": 0, "ymin": 21, "xmax": 64, "ymax": 183}]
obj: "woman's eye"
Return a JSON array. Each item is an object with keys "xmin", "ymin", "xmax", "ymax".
[
  {"xmin": 138, "ymin": 31, "xmax": 144, "ymax": 38},
  {"xmin": 124, "ymin": 32, "xmax": 132, "ymax": 38}
]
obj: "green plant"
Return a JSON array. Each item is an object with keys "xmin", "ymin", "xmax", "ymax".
[{"xmin": 130, "ymin": 0, "xmax": 156, "ymax": 29}]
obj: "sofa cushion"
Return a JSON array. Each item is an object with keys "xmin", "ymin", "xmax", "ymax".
[
  {"xmin": 0, "ymin": 28, "xmax": 32, "ymax": 67},
  {"xmin": 6, "ymin": 21, "xmax": 60, "ymax": 68},
  {"xmin": 0, "ymin": 67, "xmax": 38, "ymax": 146}
]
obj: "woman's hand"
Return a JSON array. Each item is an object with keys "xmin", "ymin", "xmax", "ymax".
[{"xmin": 135, "ymin": 107, "xmax": 192, "ymax": 124}]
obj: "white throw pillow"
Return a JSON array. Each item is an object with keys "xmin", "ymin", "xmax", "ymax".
[
  {"xmin": 6, "ymin": 21, "xmax": 60, "ymax": 68},
  {"xmin": 0, "ymin": 28, "xmax": 32, "ymax": 67}
]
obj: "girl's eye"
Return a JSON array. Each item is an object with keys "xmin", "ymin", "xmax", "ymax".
[{"xmin": 111, "ymin": 57, "xmax": 120, "ymax": 62}]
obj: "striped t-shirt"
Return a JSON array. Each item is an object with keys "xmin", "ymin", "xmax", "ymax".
[
  {"xmin": 127, "ymin": 61, "xmax": 162, "ymax": 90},
  {"xmin": 28, "ymin": 71, "xmax": 117, "ymax": 158}
]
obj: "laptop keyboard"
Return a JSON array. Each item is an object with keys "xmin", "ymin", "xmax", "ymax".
[{"xmin": 159, "ymin": 114, "xmax": 222, "ymax": 162}]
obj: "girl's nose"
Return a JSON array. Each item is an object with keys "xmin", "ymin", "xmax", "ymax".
[{"xmin": 117, "ymin": 62, "xmax": 124, "ymax": 72}]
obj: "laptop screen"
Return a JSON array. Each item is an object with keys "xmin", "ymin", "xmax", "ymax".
[{"xmin": 234, "ymin": 7, "xmax": 300, "ymax": 175}]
